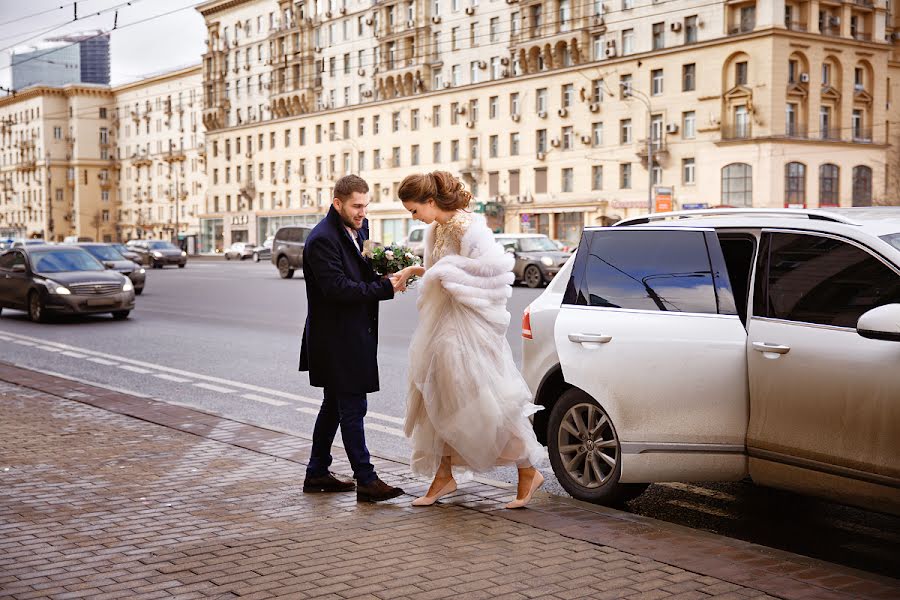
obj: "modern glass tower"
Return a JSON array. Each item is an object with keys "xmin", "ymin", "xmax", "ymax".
[{"xmin": 10, "ymin": 31, "xmax": 110, "ymax": 90}]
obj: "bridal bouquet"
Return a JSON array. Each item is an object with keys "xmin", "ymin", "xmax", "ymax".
[{"xmin": 367, "ymin": 243, "xmax": 421, "ymax": 284}]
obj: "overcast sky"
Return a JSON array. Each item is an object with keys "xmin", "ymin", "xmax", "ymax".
[{"xmin": 0, "ymin": 0, "xmax": 207, "ymax": 90}]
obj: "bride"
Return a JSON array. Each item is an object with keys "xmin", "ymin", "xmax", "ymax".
[{"xmin": 393, "ymin": 171, "xmax": 546, "ymax": 509}]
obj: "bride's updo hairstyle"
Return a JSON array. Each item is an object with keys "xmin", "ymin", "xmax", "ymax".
[{"xmin": 398, "ymin": 171, "xmax": 472, "ymax": 211}]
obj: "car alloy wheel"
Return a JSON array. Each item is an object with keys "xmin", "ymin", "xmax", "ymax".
[
  {"xmin": 278, "ymin": 256, "xmax": 294, "ymax": 279},
  {"xmin": 252, "ymin": 253, "xmax": 260, "ymax": 262},
  {"xmin": 524, "ymin": 265, "xmax": 543, "ymax": 288},
  {"xmin": 28, "ymin": 291, "xmax": 45, "ymax": 323}
]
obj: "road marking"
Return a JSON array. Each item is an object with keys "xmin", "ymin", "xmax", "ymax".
[
  {"xmin": 660, "ymin": 482, "xmax": 737, "ymax": 502},
  {"xmin": 87, "ymin": 357, "xmax": 118, "ymax": 366},
  {"xmin": 243, "ymin": 393, "xmax": 288, "ymax": 407},
  {"xmin": 153, "ymin": 373, "xmax": 192, "ymax": 383},
  {"xmin": 295, "ymin": 407, "xmax": 320, "ymax": 416},
  {"xmin": 117, "ymin": 364, "xmax": 152, "ymax": 374},
  {"xmin": 39, "ymin": 346, "xmax": 62, "ymax": 353},
  {"xmin": 13, "ymin": 340, "xmax": 35, "ymax": 346},
  {"xmin": 61, "ymin": 351, "xmax": 87, "ymax": 358},
  {"xmin": 194, "ymin": 382, "xmax": 236, "ymax": 394},
  {"xmin": 0, "ymin": 330, "xmax": 401, "ymax": 428},
  {"xmin": 368, "ymin": 422, "xmax": 406, "ymax": 437}
]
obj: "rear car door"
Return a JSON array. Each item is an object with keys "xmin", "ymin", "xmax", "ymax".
[
  {"xmin": 554, "ymin": 227, "xmax": 749, "ymax": 472},
  {"xmin": 0, "ymin": 251, "xmax": 30, "ymax": 309},
  {"xmin": 747, "ymin": 230, "xmax": 900, "ymax": 509}
]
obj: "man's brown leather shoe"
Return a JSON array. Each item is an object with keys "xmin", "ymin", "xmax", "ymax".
[
  {"xmin": 303, "ymin": 472, "xmax": 356, "ymax": 493},
  {"xmin": 356, "ymin": 477, "xmax": 404, "ymax": 502}
]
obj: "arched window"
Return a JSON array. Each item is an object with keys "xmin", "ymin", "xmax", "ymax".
[
  {"xmin": 785, "ymin": 162, "xmax": 806, "ymax": 207},
  {"xmin": 819, "ymin": 164, "xmax": 839, "ymax": 206},
  {"xmin": 852, "ymin": 166, "xmax": 873, "ymax": 206},
  {"xmin": 721, "ymin": 163, "xmax": 752, "ymax": 206}
]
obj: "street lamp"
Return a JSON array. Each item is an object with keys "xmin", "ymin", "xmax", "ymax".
[{"xmin": 620, "ymin": 82, "xmax": 654, "ymax": 215}]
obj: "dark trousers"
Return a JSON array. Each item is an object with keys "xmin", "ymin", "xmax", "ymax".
[{"xmin": 305, "ymin": 388, "xmax": 376, "ymax": 485}]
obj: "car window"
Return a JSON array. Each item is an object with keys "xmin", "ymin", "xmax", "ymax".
[
  {"xmin": 0, "ymin": 253, "xmax": 15, "ymax": 269},
  {"xmin": 563, "ymin": 230, "xmax": 721, "ymax": 314},
  {"xmin": 518, "ymin": 237, "xmax": 559, "ymax": 252},
  {"xmin": 881, "ymin": 233, "xmax": 900, "ymax": 252},
  {"xmin": 31, "ymin": 249, "xmax": 105, "ymax": 273},
  {"xmin": 495, "ymin": 238, "xmax": 518, "ymax": 252},
  {"xmin": 83, "ymin": 245, "xmax": 124, "ymax": 261},
  {"xmin": 298, "ymin": 228, "xmax": 310, "ymax": 242},
  {"xmin": 753, "ymin": 232, "xmax": 900, "ymax": 328},
  {"xmin": 149, "ymin": 241, "xmax": 177, "ymax": 250},
  {"xmin": 409, "ymin": 229, "xmax": 423, "ymax": 242}
]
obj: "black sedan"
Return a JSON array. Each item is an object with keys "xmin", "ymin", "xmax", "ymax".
[
  {"xmin": 78, "ymin": 243, "xmax": 146, "ymax": 295},
  {"xmin": 130, "ymin": 240, "xmax": 187, "ymax": 269},
  {"xmin": 111, "ymin": 243, "xmax": 143, "ymax": 265},
  {"xmin": 494, "ymin": 234, "xmax": 573, "ymax": 288},
  {"xmin": 0, "ymin": 246, "xmax": 135, "ymax": 322}
]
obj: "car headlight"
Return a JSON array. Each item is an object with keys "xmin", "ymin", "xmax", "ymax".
[
  {"xmin": 152, "ymin": 251, "xmax": 163, "ymax": 258},
  {"xmin": 181, "ymin": 251, "xmax": 187, "ymax": 257},
  {"xmin": 122, "ymin": 279, "xmax": 134, "ymax": 292},
  {"xmin": 45, "ymin": 280, "xmax": 71, "ymax": 295},
  {"xmin": 540, "ymin": 256, "xmax": 554, "ymax": 267},
  {"xmin": 139, "ymin": 268, "xmax": 145, "ymax": 274}
]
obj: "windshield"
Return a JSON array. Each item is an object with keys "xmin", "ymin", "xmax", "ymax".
[
  {"xmin": 112, "ymin": 244, "xmax": 130, "ymax": 253},
  {"xmin": 149, "ymin": 241, "xmax": 178, "ymax": 250},
  {"xmin": 84, "ymin": 245, "xmax": 125, "ymax": 261},
  {"xmin": 31, "ymin": 249, "xmax": 104, "ymax": 273},
  {"xmin": 518, "ymin": 237, "xmax": 560, "ymax": 252},
  {"xmin": 881, "ymin": 233, "xmax": 900, "ymax": 251}
]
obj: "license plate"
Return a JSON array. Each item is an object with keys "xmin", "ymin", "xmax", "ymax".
[{"xmin": 86, "ymin": 298, "xmax": 115, "ymax": 307}]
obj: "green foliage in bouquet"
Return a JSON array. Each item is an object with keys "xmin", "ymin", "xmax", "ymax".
[{"xmin": 369, "ymin": 244, "xmax": 421, "ymax": 282}]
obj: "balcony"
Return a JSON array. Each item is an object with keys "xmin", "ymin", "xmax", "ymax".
[
  {"xmin": 162, "ymin": 149, "xmax": 186, "ymax": 163},
  {"xmin": 728, "ymin": 22, "xmax": 755, "ymax": 35},
  {"xmin": 819, "ymin": 129, "xmax": 841, "ymax": 141},
  {"xmin": 721, "ymin": 124, "xmax": 753, "ymax": 140},
  {"xmin": 635, "ymin": 139, "xmax": 668, "ymax": 164},
  {"xmin": 785, "ymin": 21, "xmax": 808, "ymax": 32},
  {"xmin": 132, "ymin": 153, "xmax": 152, "ymax": 167},
  {"xmin": 15, "ymin": 159, "xmax": 37, "ymax": 171},
  {"xmin": 852, "ymin": 128, "xmax": 873, "ymax": 143},
  {"xmin": 851, "ymin": 31, "xmax": 873, "ymax": 41}
]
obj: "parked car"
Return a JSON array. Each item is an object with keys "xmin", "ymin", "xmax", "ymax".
[
  {"xmin": 12, "ymin": 239, "xmax": 47, "ymax": 248},
  {"xmin": 63, "ymin": 236, "xmax": 94, "ymax": 244},
  {"xmin": 494, "ymin": 233, "xmax": 572, "ymax": 288},
  {"xmin": 0, "ymin": 245, "xmax": 135, "ymax": 322},
  {"xmin": 252, "ymin": 237, "xmax": 274, "ymax": 262},
  {"xmin": 522, "ymin": 208, "xmax": 900, "ymax": 515},
  {"xmin": 77, "ymin": 243, "xmax": 146, "ymax": 295},
  {"xmin": 271, "ymin": 226, "xmax": 312, "ymax": 279},
  {"xmin": 224, "ymin": 242, "xmax": 256, "ymax": 261},
  {"xmin": 110, "ymin": 243, "xmax": 143, "ymax": 265},
  {"xmin": 129, "ymin": 240, "xmax": 187, "ymax": 269},
  {"xmin": 404, "ymin": 226, "xmax": 427, "ymax": 259}
]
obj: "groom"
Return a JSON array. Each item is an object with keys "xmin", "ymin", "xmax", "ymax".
[{"xmin": 299, "ymin": 174, "xmax": 406, "ymax": 502}]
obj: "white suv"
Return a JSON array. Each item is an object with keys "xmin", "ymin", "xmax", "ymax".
[{"xmin": 522, "ymin": 208, "xmax": 900, "ymax": 514}]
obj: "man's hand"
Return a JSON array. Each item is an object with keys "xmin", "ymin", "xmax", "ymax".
[{"xmin": 389, "ymin": 275, "xmax": 407, "ymax": 294}]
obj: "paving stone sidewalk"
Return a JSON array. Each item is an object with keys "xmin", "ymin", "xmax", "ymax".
[{"xmin": 1, "ymin": 363, "xmax": 897, "ymax": 600}]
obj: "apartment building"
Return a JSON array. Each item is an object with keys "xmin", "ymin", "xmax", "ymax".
[
  {"xmin": 196, "ymin": 0, "xmax": 900, "ymax": 251},
  {"xmin": 0, "ymin": 84, "xmax": 118, "ymax": 242},
  {"xmin": 0, "ymin": 66, "xmax": 206, "ymax": 245}
]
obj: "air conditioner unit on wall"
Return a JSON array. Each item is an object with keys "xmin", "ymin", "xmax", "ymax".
[
  {"xmin": 670, "ymin": 22, "xmax": 682, "ymax": 32},
  {"xmin": 589, "ymin": 102, "xmax": 600, "ymax": 113},
  {"xmin": 558, "ymin": 107, "xmax": 568, "ymax": 117},
  {"xmin": 432, "ymin": 15, "xmax": 441, "ymax": 23},
  {"xmin": 666, "ymin": 123, "xmax": 679, "ymax": 133},
  {"xmin": 605, "ymin": 47, "xmax": 617, "ymax": 57},
  {"xmin": 799, "ymin": 73, "xmax": 810, "ymax": 83},
  {"xmin": 465, "ymin": 6, "xmax": 475, "ymax": 15},
  {"xmin": 511, "ymin": 113, "xmax": 521, "ymax": 122}
]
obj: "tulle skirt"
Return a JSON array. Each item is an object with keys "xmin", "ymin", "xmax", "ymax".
[{"xmin": 405, "ymin": 277, "xmax": 546, "ymax": 479}]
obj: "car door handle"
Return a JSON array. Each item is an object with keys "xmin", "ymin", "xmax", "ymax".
[
  {"xmin": 752, "ymin": 342, "xmax": 791, "ymax": 355},
  {"xmin": 568, "ymin": 333, "xmax": 612, "ymax": 344}
]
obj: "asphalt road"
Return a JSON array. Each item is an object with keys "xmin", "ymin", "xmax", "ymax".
[{"xmin": 1, "ymin": 259, "xmax": 898, "ymax": 578}]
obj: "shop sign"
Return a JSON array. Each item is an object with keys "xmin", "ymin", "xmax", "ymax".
[
  {"xmin": 231, "ymin": 214, "xmax": 249, "ymax": 225},
  {"xmin": 655, "ymin": 186, "xmax": 674, "ymax": 212}
]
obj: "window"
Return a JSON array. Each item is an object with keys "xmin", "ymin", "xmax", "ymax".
[
  {"xmin": 536, "ymin": 88, "xmax": 548, "ymax": 113},
  {"xmin": 490, "ymin": 17, "xmax": 499, "ymax": 41},
  {"xmin": 374, "ymin": 149, "xmax": 381, "ymax": 169},
  {"xmin": 682, "ymin": 111, "xmax": 696, "ymax": 139},
  {"xmin": 685, "ymin": 15, "xmax": 698, "ymax": 43},
  {"xmin": 784, "ymin": 162, "xmax": 806, "ymax": 207},
  {"xmin": 652, "ymin": 22, "xmax": 665, "ymax": 50},
  {"xmin": 536, "ymin": 129, "xmax": 547, "ymax": 154},
  {"xmin": 392, "ymin": 146, "xmax": 401, "ymax": 167},
  {"xmin": 651, "ymin": 69, "xmax": 663, "ymax": 96},
  {"xmin": 852, "ymin": 165, "xmax": 873, "ymax": 206},
  {"xmin": 593, "ymin": 34, "xmax": 604, "ymax": 60},
  {"xmin": 433, "ymin": 141, "xmax": 441, "ymax": 163},
  {"xmin": 786, "ymin": 103, "xmax": 798, "ymax": 136},
  {"xmin": 509, "ymin": 170, "xmax": 520, "ymax": 195},
  {"xmin": 510, "ymin": 132, "xmax": 520, "ymax": 155},
  {"xmin": 451, "ymin": 27, "xmax": 459, "ymax": 50},
  {"xmin": 411, "ymin": 109, "xmax": 419, "ymax": 130},
  {"xmin": 734, "ymin": 105, "xmax": 750, "ymax": 138},
  {"xmin": 591, "ymin": 79, "xmax": 604, "ymax": 103},
  {"xmin": 562, "ymin": 83, "xmax": 574, "ymax": 107},
  {"xmin": 432, "ymin": 105, "xmax": 441, "ymax": 126},
  {"xmin": 452, "ymin": 65, "xmax": 461, "ymax": 86},
  {"xmin": 411, "ymin": 145, "xmax": 420, "ymax": 166},
  {"xmin": 682, "ymin": 63, "xmax": 696, "ymax": 91},
  {"xmin": 620, "ymin": 163, "xmax": 632, "ymax": 189},
  {"xmin": 510, "ymin": 92, "xmax": 520, "ymax": 116},
  {"xmin": 736, "ymin": 61, "xmax": 748, "ymax": 85},
  {"xmin": 788, "ymin": 59, "xmax": 799, "ymax": 84},
  {"xmin": 683, "ymin": 158, "xmax": 695, "ymax": 185},
  {"xmin": 754, "ymin": 232, "xmax": 900, "ymax": 328},
  {"xmin": 535, "ymin": 168, "xmax": 547, "ymax": 193},
  {"xmin": 819, "ymin": 164, "xmax": 839, "ymax": 206},
  {"xmin": 561, "ymin": 168, "xmax": 573, "ymax": 192},
  {"xmin": 489, "ymin": 96, "xmax": 498, "ymax": 119},
  {"xmin": 470, "ymin": 61, "xmax": 480, "ymax": 84},
  {"xmin": 620, "ymin": 74, "xmax": 632, "ymax": 98},
  {"xmin": 451, "ymin": 102, "xmax": 460, "ymax": 125},
  {"xmin": 592, "ymin": 122, "xmax": 603, "ymax": 146},
  {"xmin": 722, "ymin": 163, "xmax": 752, "ymax": 206},
  {"xmin": 489, "ymin": 135, "xmax": 499, "ymax": 158},
  {"xmin": 373, "ymin": 115, "xmax": 380, "ymax": 134},
  {"xmin": 852, "ymin": 109, "xmax": 868, "ymax": 141},
  {"xmin": 620, "ymin": 119, "xmax": 632, "ymax": 144},
  {"xmin": 592, "ymin": 165, "xmax": 603, "ymax": 190},
  {"xmin": 564, "ymin": 230, "xmax": 721, "ymax": 314},
  {"xmin": 392, "ymin": 111, "xmax": 400, "ymax": 132},
  {"xmin": 622, "ymin": 29, "xmax": 635, "ymax": 54},
  {"xmin": 451, "ymin": 140, "xmax": 460, "ymax": 161},
  {"xmin": 562, "ymin": 126, "xmax": 573, "ymax": 150},
  {"xmin": 469, "ymin": 99, "xmax": 479, "ymax": 121}
]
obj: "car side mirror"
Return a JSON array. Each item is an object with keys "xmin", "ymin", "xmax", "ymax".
[
  {"xmin": 103, "ymin": 262, "xmax": 115, "ymax": 269},
  {"xmin": 505, "ymin": 247, "xmax": 516, "ymax": 254},
  {"xmin": 857, "ymin": 304, "xmax": 900, "ymax": 342},
  {"xmin": 11, "ymin": 264, "xmax": 26, "ymax": 273}
]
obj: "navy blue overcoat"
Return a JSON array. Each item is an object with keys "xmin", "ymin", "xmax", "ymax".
[{"xmin": 298, "ymin": 206, "xmax": 394, "ymax": 393}]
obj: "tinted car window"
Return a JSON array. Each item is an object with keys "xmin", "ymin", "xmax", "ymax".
[
  {"xmin": 563, "ymin": 230, "xmax": 721, "ymax": 314},
  {"xmin": 754, "ymin": 232, "xmax": 900, "ymax": 328},
  {"xmin": 0, "ymin": 253, "xmax": 15, "ymax": 269},
  {"xmin": 149, "ymin": 241, "xmax": 178, "ymax": 250},
  {"xmin": 518, "ymin": 237, "xmax": 558, "ymax": 252},
  {"xmin": 31, "ymin": 249, "xmax": 105, "ymax": 273},
  {"xmin": 409, "ymin": 229, "xmax": 423, "ymax": 242},
  {"xmin": 83, "ymin": 245, "xmax": 125, "ymax": 261}
]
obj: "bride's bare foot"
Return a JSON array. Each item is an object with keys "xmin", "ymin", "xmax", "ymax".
[{"xmin": 506, "ymin": 467, "xmax": 544, "ymax": 509}]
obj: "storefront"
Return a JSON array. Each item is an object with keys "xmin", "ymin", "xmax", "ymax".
[
  {"xmin": 199, "ymin": 218, "xmax": 224, "ymax": 254},
  {"xmin": 257, "ymin": 213, "xmax": 323, "ymax": 243},
  {"xmin": 516, "ymin": 208, "xmax": 589, "ymax": 247}
]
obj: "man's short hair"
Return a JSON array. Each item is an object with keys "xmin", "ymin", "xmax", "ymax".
[{"xmin": 334, "ymin": 175, "xmax": 369, "ymax": 201}]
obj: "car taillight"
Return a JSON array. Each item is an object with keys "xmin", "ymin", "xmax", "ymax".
[{"xmin": 522, "ymin": 306, "xmax": 533, "ymax": 340}]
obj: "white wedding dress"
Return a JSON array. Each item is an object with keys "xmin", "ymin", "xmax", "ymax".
[{"xmin": 404, "ymin": 211, "xmax": 545, "ymax": 478}]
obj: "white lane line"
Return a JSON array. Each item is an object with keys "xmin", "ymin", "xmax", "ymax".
[
  {"xmin": 153, "ymin": 373, "xmax": 192, "ymax": 383},
  {"xmin": 40, "ymin": 347, "xmax": 62, "ymax": 353},
  {"xmin": 117, "ymin": 364, "xmax": 152, "ymax": 374},
  {"xmin": 368, "ymin": 422, "xmax": 406, "ymax": 437},
  {"xmin": 194, "ymin": 382, "xmax": 236, "ymax": 394},
  {"xmin": 243, "ymin": 393, "xmax": 288, "ymax": 407},
  {"xmin": 61, "ymin": 351, "xmax": 87, "ymax": 358},
  {"xmin": 295, "ymin": 407, "xmax": 320, "ymax": 416},
  {"xmin": 87, "ymin": 357, "xmax": 118, "ymax": 366},
  {"xmin": 13, "ymin": 340, "xmax": 35, "ymax": 346},
  {"xmin": 0, "ymin": 330, "xmax": 401, "ymax": 429}
]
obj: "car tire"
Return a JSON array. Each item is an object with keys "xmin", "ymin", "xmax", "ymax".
[
  {"xmin": 524, "ymin": 265, "xmax": 544, "ymax": 288},
  {"xmin": 28, "ymin": 291, "xmax": 46, "ymax": 323},
  {"xmin": 111, "ymin": 310, "xmax": 130, "ymax": 320},
  {"xmin": 252, "ymin": 253, "xmax": 260, "ymax": 263},
  {"xmin": 547, "ymin": 388, "xmax": 648, "ymax": 506},
  {"xmin": 134, "ymin": 287, "xmax": 143, "ymax": 296},
  {"xmin": 277, "ymin": 256, "xmax": 294, "ymax": 279},
  {"xmin": 178, "ymin": 263, "xmax": 185, "ymax": 269},
  {"xmin": 225, "ymin": 255, "xmax": 231, "ymax": 260}
]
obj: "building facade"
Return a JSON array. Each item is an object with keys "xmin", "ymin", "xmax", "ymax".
[{"xmin": 11, "ymin": 32, "xmax": 111, "ymax": 91}]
